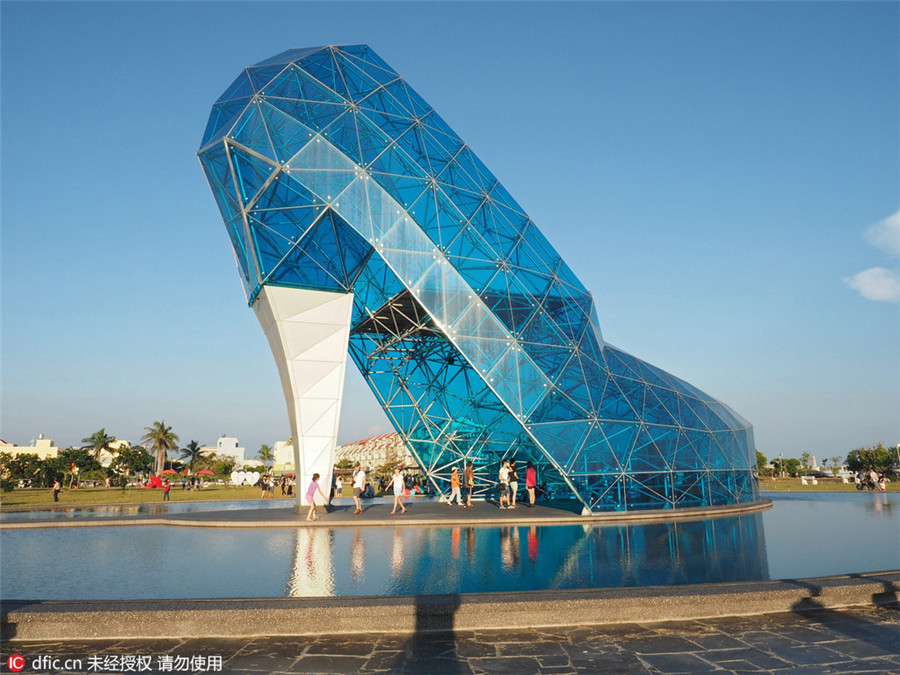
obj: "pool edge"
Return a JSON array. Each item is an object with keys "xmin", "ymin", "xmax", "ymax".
[{"xmin": 3, "ymin": 570, "xmax": 897, "ymax": 641}]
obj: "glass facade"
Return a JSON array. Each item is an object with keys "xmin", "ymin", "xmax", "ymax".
[{"xmin": 198, "ymin": 45, "xmax": 756, "ymax": 513}]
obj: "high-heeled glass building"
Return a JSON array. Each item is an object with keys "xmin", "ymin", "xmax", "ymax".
[{"xmin": 198, "ymin": 44, "xmax": 756, "ymax": 513}]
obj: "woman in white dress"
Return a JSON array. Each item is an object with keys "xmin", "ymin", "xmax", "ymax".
[{"xmin": 391, "ymin": 466, "xmax": 407, "ymax": 515}]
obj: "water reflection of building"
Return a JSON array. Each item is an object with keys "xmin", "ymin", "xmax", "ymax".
[
  {"xmin": 287, "ymin": 528, "xmax": 335, "ymax": 597},
  {"xmin": 391, "ymin": 529, "xmax": 405, "ymax": 578},
  {"xmin": 280, "ymin": 512, "xmax": 768, "ymax": 598}
]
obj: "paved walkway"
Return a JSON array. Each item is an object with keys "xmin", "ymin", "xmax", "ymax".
[
  {"xmin": 3, "ymin": 604, "xmax": 897, "ymax": 674},
  {"xmin": 0, "ymin": 496, "xmax": 771, "ymax": 529}
]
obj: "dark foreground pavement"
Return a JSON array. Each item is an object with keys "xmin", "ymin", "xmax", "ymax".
[{"xmin": 2, "ymin": 604, "xmax": 897, "ymax": 674}]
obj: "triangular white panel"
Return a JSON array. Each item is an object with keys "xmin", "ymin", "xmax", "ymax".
[
  {"xmin": 296, "ymin": 329, "xmax": 351, "ymax": 363},
  {"xmin": 303, "ymin": 365, "xmax": 345, "ymax": 399},
  {"xmin": 305, "ymin": 404, "xmax": 341, "ymax": 437},
  {"xmin": 284, "ymin": 294, "xmax": 356, "ymax": 325},
  {"xmin": 292, "ymin": 361, "xmax": 342, "ymax": 398},
  {"xmin": 281, "ymin": 322, "xmax": 345, "ymax": 359},
  {"xmin": 298, "ymin": 398, "xmax": 338, "ymax": 433},
  {"xmin": 264, "ymin": 285, "xmax": 341, "ymax": 322}
]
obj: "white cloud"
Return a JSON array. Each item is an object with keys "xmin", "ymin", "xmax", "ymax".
[
  {"xmin": 843, "ymin": 267, "xmax": 900, "ymax": 303},
  {"xmin": 863, "ymin": 210, "xmax": 900, "ymax": 257}
]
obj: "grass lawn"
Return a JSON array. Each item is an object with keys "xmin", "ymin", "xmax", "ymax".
[
  {"xmin": 2, "ymin": 476, "xmax": 894, "ymax": 509},
  {"xmin": 759, "ymin": 476, "xmax": 895, "ymax": 492},
  {"xmin": 0, "ymin": 484, "xmax": 295, "ymax": 509}
]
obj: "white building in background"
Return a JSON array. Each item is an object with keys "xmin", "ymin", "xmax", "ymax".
[
  {"xmin": 213, "ymin": 436, "xmax": 246, "ymax": 468},
  {"xmin": 335, "ymin": 433, "xmax": 416, "ymax": 471},
  {"xmin": 98, "ymin": 439, "xmax": 131, "ymax": 467},
  {"xmin": 0, "ymin": 435, "xmax": 61, "ymax": 460},
  {"xmin": 273, "ymin": 440, "xmax": 295, "ymax": 474}
]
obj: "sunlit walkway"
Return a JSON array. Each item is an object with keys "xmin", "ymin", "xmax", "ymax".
[{"xmin": 3, "ymin": 604, "xmax": 898, "ymax": 674}]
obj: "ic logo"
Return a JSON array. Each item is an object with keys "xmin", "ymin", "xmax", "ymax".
[{"xmin": 7, "ymin": 654, "xmax": 25, "ymax": 672}]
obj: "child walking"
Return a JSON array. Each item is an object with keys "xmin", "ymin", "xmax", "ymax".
[
  {"xmin": 391, "ymin": 466, "xmax": 407, "ymax": 515},
  {"xmin": 448, "ymin": 467, "xmax": 465, "ymax": 506},
  {"xmin": 306, "ymin": 473, "xmax": 328, "ymax": 521}
]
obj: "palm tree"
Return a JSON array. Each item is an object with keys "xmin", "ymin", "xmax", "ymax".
[
  {"xmin": 81, "ymin": 428, "xmax": 115, "ymax": 462},
  {"xmin": 179, "ymin": 440, "xmax": 205, "ymax": 473},
  {"xmin": 141, "ymin": 421, "xmax": 180, "ymax": 475},
  {"xmin": 257, "ymin": 444, "xmax": 274, "ymax": 472}
]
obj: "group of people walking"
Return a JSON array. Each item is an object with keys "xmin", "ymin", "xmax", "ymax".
[
  {"xmin": 302, "ymin": 457, "xmax": 544, "ymax": 522},
  {"xmin": 446, "ymin": 458, "xmax": 538, "ymax": 509}
]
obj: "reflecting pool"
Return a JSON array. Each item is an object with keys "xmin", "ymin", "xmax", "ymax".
[
  {"xmin": 1, "ymin": 492, "xmax": 896, "ymax": 600},
  {"xmin": 0, "ymin": 499, "xmax": 289, "ymax": 521}
]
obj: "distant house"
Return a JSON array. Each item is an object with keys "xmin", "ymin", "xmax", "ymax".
[
  {"xmin": 273, "ymin": 440, "xmax": 295, "ymax": 474},
  {"xmin": 335, "ymin": 433, "xmax": 416, "ymax": 472},
  {"xmin": 212, "ymin": 436, "xmax": 247, "ymax": 468},
  {"xmin": 0, "ymin": 434, "xmax": 61, "ymax": 460}
]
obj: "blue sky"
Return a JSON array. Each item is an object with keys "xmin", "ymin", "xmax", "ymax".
[{"xmin": 2, "ymin": 1, "xmax": 897, "ymax": 462}]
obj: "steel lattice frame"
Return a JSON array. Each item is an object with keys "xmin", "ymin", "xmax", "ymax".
[{"xmin": 198, "ymin": 44, "xmax": 757, "ymax": 513}]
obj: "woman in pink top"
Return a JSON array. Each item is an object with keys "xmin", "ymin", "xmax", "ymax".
[
  {"xmin": 525, "ymin": 461, "xmax": 537, "ymax": 508},
  {"xmin": 306, "ymin": 473, "xmax": 327, "ymax": 521}
]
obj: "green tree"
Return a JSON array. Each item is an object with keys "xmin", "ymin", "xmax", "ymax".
[
  {"xmin": 846, "ymin": 443, "xmax": 894, "ymax": 474},
  {"xmin": 59, "ymin": 447, "xmax": 102, "ymax": 474},
  {"xmin": 40, "ymin": 455, "xmax": 68, "ymax": 488},
  {"xmin": 57, "ymin": 447, "xmax": 102, "ymax": 487},
  {"xmin": 179, "ymin": 440, "xmax": 205, "ymax": 473},
  {"xmin": 81, "ymin": 428, "xmax": 115, "ymax": 462},
  {"xmin": 755, "ymin": 450, "xmax": 767, "ymax": 475},
  {"xmin": 211, "ymin": 457, "xmax": 236, "ymax": 477},
  {"xmin": 1, "ymin": 452, "xmax": 43, "ymax": 485},
  {"xmin": 256, "ymin": 444, "xmax": 274, "ymax": 472},
  {"xmin": 110, "ymin": 445, "xmax": 153, "ymax": 482},
  {"xmin": 830, "ymin": 456, "xmax": 843, "ymax": 475},
  {"xmin": 784, "ymin": 458, "xmax": 801, "ymax": 477},
  {"xmin": 141, "ymin": 421, "xmax": 180, "ymax": 475},
  {"xmin": 335, "ymin": 458, "xmax": 353, "ymax": 470},
  {"xmin": 799, "ymin": 452, "xmax": 811, "ymax": 471}
]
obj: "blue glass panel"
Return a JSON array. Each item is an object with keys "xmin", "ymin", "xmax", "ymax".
[
  {"xmin": 625, "ymin": 473, "xmax": 673, "ymax": 510},
  {"xmin": 201, "ymin": 98, "xmax": 251, "ymax": 148},
  {"xmin": 258, "ymin": 102, "xmax": 316, "ymax": 164},
  {"xmin": 246, "ymin": 64, "xmax": 290, "ymax": 93},
  {"xmin": 671, "ymin": 431, "xmax": 703, "ymax": 471},
  {"xmin": 367, "ymin": 148, "xmax": 428, "ymax": 207},
  {"xmin": 321, "ymin": 113, "xmax": 363, "ymax": 166},
  {"xmin": 530, "ymin": 420, "xmax": 590, "ymax": 470},
  {"xmin": 267, "ymin": 96, "xmax": 347, "ymax": 134},
  {"xmin": 224, "ymin": 215, "xmax": 252, "ymax": 286},
  {"xmin": 572, "ymin": 427, "xmax": 618, "ymax": 473},
  {"xmin": 597, "ymin": 420, "xmax": 639, "ymax": 468},
  {"xmin": 598, "ymin": 377, "xmax": 639, "ymax": 422},
  {"xmin": 392, "ymin": 125, "xmax": 431, "ymax": 175},
  {"xmin": 331, "ymin": 52, "xmax": 383, "ymax": 102},
  {"xmin": 229, "ymin": 103, "xmax": 277, "ymax": 162},
  {"xmin": 357, "ymin": 90, "xmax": 414, "ymax": 137},
  {"xmin": 296, "ymin": 48, "xmax": 350, "ymax": 100},
  {"xmin": 353, "ymin": 110, "xmax": 397, "ymax": 167},
  {"xmin": 247, "ymin": 207, "xmax": 320, "ymax": 250},
  {"xmin": 671, "ymin": 470, "xmax": 705, "ymax": 506},
  {"xmin": 217, "ymin": 70, "xmax": 255, "ymax": 103},
  {"xmin": 230, "ymin": 145, "xmax": 277, "ymax": 206},
  {"xmin": 441, "ymin": 157, "xmax": 483, "ymax": 195},
  {"xmin": 335, "ymin": 46, "xmax": 400, "ymax": 88},
  {"xmin": 199, "ymin": 145, "xmax": 240, "ymax": 221},
  {"xmin": 262, "ymin": 63, "xmax": 345, "ymax": 105},
  {"xmin": 641, "ymin": 387, "xmax": 678, "ymax": 427},
  {"xmin": 529, "ymin": 388, "xmax": 591, "ymax": 424}
]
